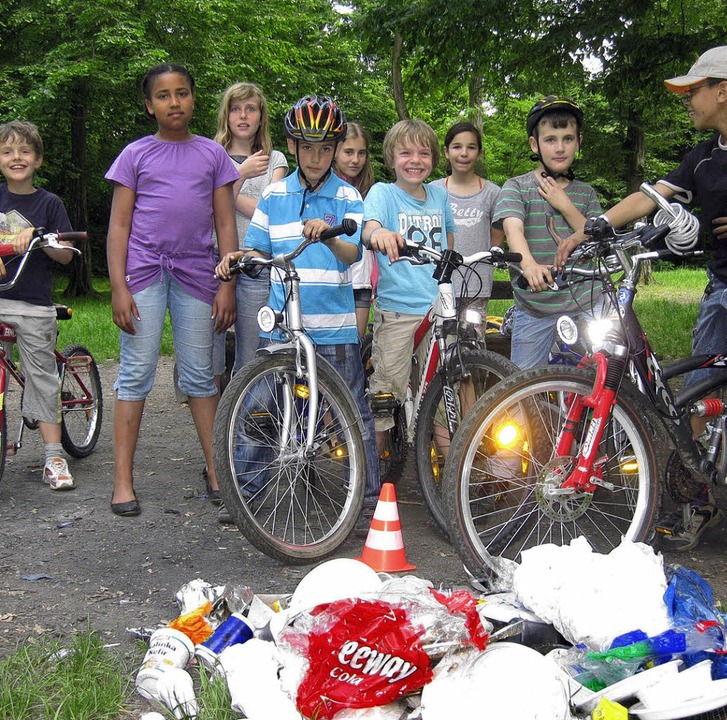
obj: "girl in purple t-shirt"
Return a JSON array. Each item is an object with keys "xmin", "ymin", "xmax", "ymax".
[{"xmin": 105, "ymin": 63, "xmax": 239, "ymax": 517}]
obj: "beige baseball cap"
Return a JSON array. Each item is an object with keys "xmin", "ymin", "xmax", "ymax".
[{"xmin": 664, "ymin": 46, "xmax": 727, "ymax": 94}]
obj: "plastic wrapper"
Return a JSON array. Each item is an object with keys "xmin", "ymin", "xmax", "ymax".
[
  {"xmin": 358, "ymin": 576, "xmax": 491, "ymax": 657},
  {"xmin": 664, "ymin": 564, "xmax": 727, "ymax": 628},
  {"xmin": 513, "ymin": 538, "xmax": 670, "ymax": 650},
  {"xmin": 175, "ymin": 579, "xmax": 254, "ymax": 629},
  {"xmin": 280, "ymin": 598, "xmax": 433, "ymax": 719},
  {"xmin": 168, "ymin": 601, "xmax": 213, "ymax": 645},
  {"xmin": 218, "ymin": 640, "xmax": 301, "ymax": 720}
]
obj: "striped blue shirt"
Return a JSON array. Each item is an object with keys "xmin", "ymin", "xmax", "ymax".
[{"xmin": 245, "ymin": 171, "xmax": 364, "ymax": 345}]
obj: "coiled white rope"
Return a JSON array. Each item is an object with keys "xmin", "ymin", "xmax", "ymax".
[{"xmin": 640, "ymin": 183, "xmax": 700, "ymax": 254}]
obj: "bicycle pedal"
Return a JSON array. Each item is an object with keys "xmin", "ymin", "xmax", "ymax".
[
  {"xmin": 370, "ymin": 392, "xmax": 398, "ymax": 417},
  {"xmin": 655, "ymin": 517, "xmax": 683, "ymax": 537},
  {"xmin": 64, "ymin": 355, "xmax": 92, "ymax": 371}
]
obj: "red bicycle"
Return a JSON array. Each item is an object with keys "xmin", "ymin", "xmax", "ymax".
[{"xmin": 0, "ymin": 229, "xmax": 103, "ymax": 480}]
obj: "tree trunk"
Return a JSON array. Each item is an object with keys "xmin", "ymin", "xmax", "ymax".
[
  {"xmin": 392, "ymin": 33, "xmax": 409, "ymax": 120},
  {"xmin": 64, "ymin": 82, "xmax": 95, "ymax": 297},
  {"xmin": 623, "ymin": 107, "xmax": 654, "ymax": 283},
  {"xmin": 468, "ymin": 74, "xmax": 486, "ymax": 175}
]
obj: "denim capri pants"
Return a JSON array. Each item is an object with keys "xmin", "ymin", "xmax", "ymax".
[{"xmin": 115, "ymin": 273, "xmax": 216, "ymax": 400}]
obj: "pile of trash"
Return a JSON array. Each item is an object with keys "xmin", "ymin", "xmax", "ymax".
[{"xmin": 134, "ymin": 538, "xmax": 727, "ymax": 720}]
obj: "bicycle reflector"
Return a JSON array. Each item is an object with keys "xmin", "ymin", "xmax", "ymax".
[{"xmin": 494, "ymin": 421, "xmax": 521, "ymax": 449}]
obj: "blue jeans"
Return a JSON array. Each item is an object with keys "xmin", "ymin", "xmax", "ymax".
[
  {"xmin": 232, "ymin": 342, "xmax": 380, "ymax": 503},
  {"xmin": 212, "ymin": 270, "xmax": 271, "ymax": 375},
  {"xmin": 685, "ymin": 270, "xmax": 727, "ymax": 388},
  {"xmin": 116, "ymin": 273, "xmax": 215, "ymax": 400},
  {"xmin": 510, "ymin": 297, "xmax": 608, "ymax": 369}
]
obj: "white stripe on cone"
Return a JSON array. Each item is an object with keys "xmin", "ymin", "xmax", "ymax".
[
  {"xmin": 364, "ymin": 528, "xmax": 404, "ymax": 550},
  {"xmin": 373, "ymin": 500, "xmax": 399, "ymax": 522}
]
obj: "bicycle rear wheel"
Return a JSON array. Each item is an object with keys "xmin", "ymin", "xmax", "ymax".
[
  {"xmin": 443, "ymin": 365, "xmax": 659, "ymax": 578},
  {"xmin": 214, "ymin": 352, "xmax": 366, "ymax": 564},
  {"xmin": 415, "ymin": 347, "xmax": 516, "ymax": 535},
  {"xmin": 58, "ymin": 344, "xmax": 103, "ymax": 458}
]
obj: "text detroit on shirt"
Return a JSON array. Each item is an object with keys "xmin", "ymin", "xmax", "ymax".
[{"xmin": 398, "ymin": 211, "xmax": 445, "ymax": 251}]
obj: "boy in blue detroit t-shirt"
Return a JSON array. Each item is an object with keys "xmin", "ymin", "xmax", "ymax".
[
  {"xmin": 362, "ymin": 119, "xmax": 456, "ymax": 453},
  {"xmin": 216, "ymin": 95, "xmax": 380, "ymax": 534}
]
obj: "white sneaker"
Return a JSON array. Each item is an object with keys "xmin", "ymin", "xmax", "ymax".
[{"xmin": 43, "ymin": 457, "xmax": 76, "ymax": 491}]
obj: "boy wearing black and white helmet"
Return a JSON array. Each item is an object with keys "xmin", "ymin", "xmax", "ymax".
[{"xmin": 493, "ymin": 95, "xmax": 603, "ymax": 369}]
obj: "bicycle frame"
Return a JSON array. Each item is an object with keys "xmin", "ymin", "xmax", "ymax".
[
  {"xmin": 0, "ymin": 320, "xmax": 97, "ymax": 455},
  {"xmin": 396, "ymin": 245, "xmax": 519, "ymax": 442},
  {"xmin": 552, "ymin": 235, "xmax": 727, "ymax": 494}
]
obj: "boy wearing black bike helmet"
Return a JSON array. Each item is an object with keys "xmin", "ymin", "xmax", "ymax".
[
  {"xmin": 493, "ymin": 96, "xmax": 604, "ymax": 368},
  {"xmin": 597, "ymin": 47, "xmax": 727, "ymax": 551},
  {"xmin": 216, "ymin": 95, "xmax": 381, "ymax": 532}
]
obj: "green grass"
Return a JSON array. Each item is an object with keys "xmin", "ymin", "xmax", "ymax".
[
  {"xmin": 0, "ymin": 630, "xmax": 132, "ymax": 720},
  {"xmin": 0, "ymin": 628, "xmax": 241, "ymax": 719},
  {"xmin": 51, "ymin": 267, "xmax": 705, "ymax": 364}
]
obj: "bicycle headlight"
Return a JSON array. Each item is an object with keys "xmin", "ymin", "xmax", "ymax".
[
  {"xmin": 257, "ymin": 305, "xmax": 279, "ymax": 333},
  {"xmin": 556, "ymin": 316, "xmax": 578, "ymax": 346},
  {"xmin": 587, "ymin": 317, "xmax": 615, "ymax": 349}
]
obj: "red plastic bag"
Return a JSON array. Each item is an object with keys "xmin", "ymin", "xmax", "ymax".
[{"xmin": 294, "ymin": 598, "xmax": 433, "ymax": 719}]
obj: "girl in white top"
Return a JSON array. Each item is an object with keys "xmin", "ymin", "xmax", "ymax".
[
  {"xmin": 431, "ymin": 121, "xmax": 503, "ymax": 340},
  {"xmin": 212, "ymin": 82, "xmax": 288, "ymax": 377},
  {"xmin": 334, "ymin": 122, "xmax": 375, "ymax": 338}
]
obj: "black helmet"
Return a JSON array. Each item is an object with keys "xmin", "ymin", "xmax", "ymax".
[
  {"xmin": 526, "ymin": 96, "xmax": 583, "ymax": 138},
  {"xmin": 284, "ymin": 95, "xmax": 347, "ymax": 143}
]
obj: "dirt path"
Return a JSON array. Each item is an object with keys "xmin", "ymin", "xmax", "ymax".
[
  {"xmin": 0, "ymin": 358, "xmax": 468, "ymax": 664},
  {"xmin": 1, "ymin": 356, "xmax": 726, "ymax": 667}
]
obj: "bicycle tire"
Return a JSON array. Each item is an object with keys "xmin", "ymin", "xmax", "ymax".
[
  {"xmin": 58, "ymin": 344, "xmax": 103, "ymax": 458},
  {"xmin": 443, "ymin": 365, "xmax": 659, "ymax": 578},
  {"xmin": 414, "ymin": 347, "xmax": 516, "ymax": 535},
  {"xmin": 0, "ymin": 407, "xmax": 6, "ymax": 482},
  {"xmin": 360, "ymin": 332, "xmax": 407, "ymax": 484},
  {"xmin": 214, "ymin": 352, "xmax": 366, "ymax": 564}
]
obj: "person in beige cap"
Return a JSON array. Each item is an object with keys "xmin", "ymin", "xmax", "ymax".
[{"xmin": 557, "ymin": 47, "xmax": 727, "ymax": 552}]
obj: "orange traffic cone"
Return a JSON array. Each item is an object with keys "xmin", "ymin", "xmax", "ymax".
[{"xmin": 357, "ymin": 483, "xmax": 415, "ymax": 572}]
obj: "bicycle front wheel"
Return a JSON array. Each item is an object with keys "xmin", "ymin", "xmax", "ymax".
[
  {"xmin": 443, "ymin": 365, "xmax": 659, "ymax": 577},
  {"xmin": 415, "ymin": 347, "xmax": 516, "ymax": 535},
  {"xmin": 0, "ymin": 406, "xmax": 6, "ymax": 482},
  {"xmin": 58, "ymin": 344, "xmax": 103, "ymax": 458},
  {"xmin": 214, "ymin": 353, "xmax": 366, "ymax": 564}
]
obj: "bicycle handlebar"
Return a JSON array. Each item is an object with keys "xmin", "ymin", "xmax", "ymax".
[
  {"xmin": 226, "ymin": 220, "xmax": 358, "ymax": 278},
  {"xmin": 0, "ymin": 229, "xmax": 87, "ymax": 258},
  {"xmin": 0, "ymin": 229, "xmax": 86, "ymax": 292},
  {"xmin": 396, "ymin": 241, "xmax": 522, "ymax": 267}
]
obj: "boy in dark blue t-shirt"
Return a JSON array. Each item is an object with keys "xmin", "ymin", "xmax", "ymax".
[{"xmin": 0, "ymin": 121, "xmax": 77, "ymax": 490}]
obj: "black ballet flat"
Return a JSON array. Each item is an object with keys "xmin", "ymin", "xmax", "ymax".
[
  {"xmin": 111, "ymin": 495, "xmax": 141, "ymax": 517},
  {"xmin": 203, "ymin": 467, "xmax": 222, "ymax": 505}
]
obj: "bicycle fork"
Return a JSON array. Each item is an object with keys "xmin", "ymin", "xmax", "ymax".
[{"xmin": 552, "ymin": 353, "xmax": 622, "ymax": 494}]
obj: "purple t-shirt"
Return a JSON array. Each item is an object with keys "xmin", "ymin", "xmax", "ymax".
[{"xmin": 105, "ymin": 134, "xmax": 239, "ymax": 304}]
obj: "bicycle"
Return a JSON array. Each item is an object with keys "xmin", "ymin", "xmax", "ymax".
[
  {"xmin": 365, "ymin": 242, "xmax": 520, "ymax": 535},
  {"xmin": 443, "ymin": 187, "xmax": 714, "ymax": 579},
  {"xmin": 213, "ymin": 220, "xmax": 368, "ymax": 564},
  {"xmin": 0, "ymin": 229, "xmax": 103, "ymax": 481}
]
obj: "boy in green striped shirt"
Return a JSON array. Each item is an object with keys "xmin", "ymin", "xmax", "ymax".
[{"xmin": 493, "ymin": 96, "xmax": 603, "ymax": 367}]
